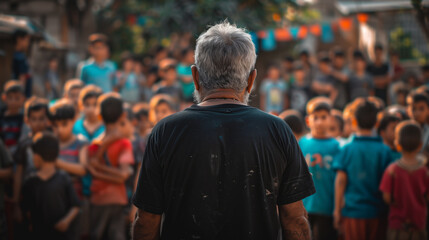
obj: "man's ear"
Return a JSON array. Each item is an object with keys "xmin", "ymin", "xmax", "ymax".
[
  {"xmin": 191, "ymin": 65, "xmax": 200, "ymax": 91},
  {"xmin": 246, "ymin": 69, "xmax": 257, "ymax": 93}
]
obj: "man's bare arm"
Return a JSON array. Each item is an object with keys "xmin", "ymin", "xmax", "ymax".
[
  {"xmin": 279, "ymin": 200, "xmax": 311, "ymax": 240},
  {"xmin": 132, "ymin": 209, "xmax": 162, "ymax": 240}
]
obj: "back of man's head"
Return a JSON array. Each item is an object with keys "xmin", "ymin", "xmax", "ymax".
[{"xmin": 195, "ymin": 21, "xmax": 256, "ymax": 94}]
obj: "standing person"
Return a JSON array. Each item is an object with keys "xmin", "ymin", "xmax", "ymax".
[
  {"xmin": 86, "ymin": 93, "xmax": 134, "ymax": 240},
  {"xmin": 259, "ymin": 64, "xmax": 288, "ymax": 115},
  {"xmin": 132, "ymin": 21, "xmax": 315, "ymax": 240},
  {"xmin": 331, "ymin": 49, "xmax": 350, "ymax": 109},
  {"xmin": 312, "ymin": 55, "xmax": 338, "ymax": 103},
  {"xmin": 377, "ymin": 113, "xmax": 401, "ymax": 161},
  {"xmin": 115, "ymin": 52, "xmax": 140, "ymax": 103},
  {"xmin": 176, "ymin": 48, "xmax": 195, "ymax": 103},
  {"xmin": 299, "ymin": 50, "xmax": 316, "ymax": 86},
  {"xmin": 300, "ymin": 97, "xmax": 340, "ymax": 240},
  {"xmin": 21, "ymin": 132, "xmax": 81, "ymax": 240},
  {"xmin": 63, "ymin": 79, "xmax": 84, "ymax": 115},
  {"xmin": 12, "ymin": 30, "xmax": 32, "ymax": 98},
  {"xmin": 0, "ymin": 81, "xmax": 26, "ymax": 153},
  {"xmin": 349, "ymin": 51, "xmax": 374, "ymax": 101},
  {"xmin": 80, "ymin": 34, "xmax": 116, "ymax": 93},
  {"xmin": 282, "ymin": 56, "xmax": 295, "ymax": 84},
  {"xmin": 289, "ymin": 64, "xmax": 311, "ymax": 116},
  {"xmin": 367, "ymin": 44, "xmax": 391, "ymax": 104},
  {"xmin": 380, "ymin": 121, "xmax": 429, "ymax": 240},
  {"xmin": 406, "ymin": 91, "xmax": 429, "ymax": 150},
  {"xmin": 152, "ymin": 64, "xmax": 183, "ymax": 103},
  {"xmin": 45, "ymin": 57, "xmax": 61, "ymax": 100},
  {"xmin": 333, "ymin": 99, "xmax": 393, "ymax": 240},
  {"xmin": 0, "ymin": 140, "xmax": 13, "ymax": 240}
]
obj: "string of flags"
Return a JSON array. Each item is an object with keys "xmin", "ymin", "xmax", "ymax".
[{"xmin": 251, "ymin": 13, "xmax": 369, "ymax": 52}]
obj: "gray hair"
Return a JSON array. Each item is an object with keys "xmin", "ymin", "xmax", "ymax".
[{"xmin": 194, "ymin": 21, "xmax": 257, "ymax": 94}]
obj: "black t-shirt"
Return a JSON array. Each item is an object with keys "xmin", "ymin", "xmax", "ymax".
[
  {"xmin": 22, "ymin": 170, "xmax": 81, "ymax": 240},
  {"xmin": 0, "ymin": 108, "xmax": 24, "ymax": 151},
  {"xmin": 133, "ymin": 104, "xmax": 315, "ymax": 240}
]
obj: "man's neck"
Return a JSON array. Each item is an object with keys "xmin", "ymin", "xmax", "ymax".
[
  {"xmin": 94, "ymin": 58, "xmax": 105, "ymax": 66},
  {"xmin": 85, "ymin": 117, "xmax": 99, "ymax": 125},
  {"xmin": 198, "ymin": 89, "xmax": 246, "ymax": 106},
  {"xmin": 311, "ymin": 131, "xmax": 329, "ymax": 139}
]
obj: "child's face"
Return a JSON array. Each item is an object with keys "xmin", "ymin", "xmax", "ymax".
[
  {"xmin": 83, "ymin": 97, "xmax": 98, "ymax": 120},
  {"xmin": 26, "ymin": 109, "xmax": 49, "ymax": 133},
  {"xmin": 123, "ymin": 59, "xmax": 135, "ymax": 72},
  {"xmin": 307, "ymin": 110, "xmax": 330, "ymax": 137},
  {"xmin": 381, "ymin": 121, "xmax": 399, "ymax": 147},
  {"xmin": 155, "ymin": 103, "xmax": 175, "ymax": 123},
  {"xmin": 294, "ymin": 70, "xmax": 305, "ymax": 83},
  {"xmin": 52, "ymin": 119, "xmax": 75, "ymax": 141},
  {"xmin": 333, "ymin": 56, "xmax": 345, "ymax": 68},
  {"xmin": 90, "ymin": 42, "xmax": 109, "ymax": 61},
  {"xmin": 4, "ymin": 92, "xmax": 25, "ymax": 112},
  {"xmin": 137, "ymin": 116, "xmax": 151, "ymax": 132},
  {"xmin": 342, "ymin": 117, "xmax": 354, "ymax": 138},
  {"xmin": 115, "ymin": 113, "xmax": 134, "ymax": 139},
  {"xmin": 354, "ymin": 59, "xmax": 366, "ymax": 71},
  {"xmin": 67, "ymin": 88, "xmax": 81, "ymax": 106},
  {"xmin": 267, "ymin": 67, "xmax": 280, "ymax": 80},
  {"xmin": 328, "ymin": 117, "xmax": 342, "ymax": 138},
  {"xmin": 164, "ymin": 68, "xmax": 177, "ymax": 84},
  {"xmin": 409, "ymin": 101, "xmax": 429, "ymax": 125}
]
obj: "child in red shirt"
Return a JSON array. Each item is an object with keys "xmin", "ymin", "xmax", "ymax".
[
  {"xmin": 87, "ymin": 93, "xmax": 134, "ymax": 240},
  {"xmin": 380, "ymin": 120, "xmax": 429, "ymax": 239}
]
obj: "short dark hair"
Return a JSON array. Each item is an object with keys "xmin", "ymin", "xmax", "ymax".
[
  {"xmin": 79, "ymin": 85, "xmax": 102, "ymax": 106},
  {"xmin": 355, "ymin": 99, "xmax": 378, "ymax": 130},
  {"xmin": 99, "ymin": 93, "xmax": 123, "ymax": 124},
  {"xmin": 407, "ymin": 91, "xmax": 429, "ymax": 107},
  {"xmin": 13, "ymin": 29, "xmax": 29, "ymax": 44},
  {"xmin": 24, "ymin": 97, "xmax": 49, "ymax": 118},
  {"xmin": 353, "ymin": 50, "xmax": 365, "ymax": 60},
  {"xmin": 333, "ymin": 49, "xmax": 345, "ymax": 58},
  {"xmin": 422, "ymin": 64, "xmax": 429, "ymax": 72},
  {"xmin": 396, "ymin": 121, "xmax": 422, "ymax": 152},
  {"xmin": 306, "ymin": 97, "xmax": 332, "ymax": 115},
  {"xmin": 64, "ymin": 79, "xmax": 83, "ymax": 94},
  {"xmin": 299, "ymin": 50, "xmax": 309, "ymax": 57},
  {"xmin": 49, "ymin": 99, "xmax": 76, "ymax": 121},
  {"xmin": 32, "ymin": 131, "xmax": 59, "ymax": 162},
  {"xmin": 283, "ymin": 56, "xmax": 294, "ymax": 62},
  {"xmin": 318, "ymin": 52, "xmax": 331, "ymax": 63},
  {"xmin": 377, "ymin": 113, "xmax": 400, "ymax": 135},
  {"xmin": 132, "ymin": 103, "xmax": 149, "ymax": 120},
  {"xmin": 4, "ymin": 80, "xmax": 25, "ymax": 95},
  {"xmin": 279, "ymin": 110, "xmax": 305, "ymax": 135},
  {"xmin": 88, "ymin": 33, "xmax": 108, "ymax": 46},
  {"xmin": 375, "ymin": 43, "xmax": 384, "ymax": 51}
]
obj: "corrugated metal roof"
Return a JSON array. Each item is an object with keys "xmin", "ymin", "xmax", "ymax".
[{"xmin": 336, "ymin": 0, "xmax": 429, "ymax": 15}]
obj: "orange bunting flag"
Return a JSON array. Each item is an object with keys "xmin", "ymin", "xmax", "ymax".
[
  {"xmin": 298, "ymin": 26, "xmax": 308, "ymax": 39},
  {"xmin": 339, "ymin": 17, "xmax": 353, "ymax": 31},
  {"xmin": 272, "ymin": 13, "xmax": 282, "ymax": 22},
  {"xmin": 309, "ymin": 24, "xmax": 321, "ymax": 36},
  {"xmin": 257, "ymin": 30, "xmax": 267, "ymax": 39},
  {"xmin": 275, "ymin": 28, "xmax": 292, "ymax": 41},
  {"xmin": 357, "ymin": 13, "xmax": 369, "ymax": 23}
]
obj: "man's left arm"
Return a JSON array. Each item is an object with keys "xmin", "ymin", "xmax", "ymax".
[
  {"xmin": 279, "ymin": 201, "xmax": 310, "ymax": 240},
  {"xmin": 132, "ymin": 209, "xmax": 162, "ymax": 240}
]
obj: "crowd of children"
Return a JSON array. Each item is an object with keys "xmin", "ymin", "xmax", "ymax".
[{"xmin": 1, "ymin": 32, "xmax": 429, "ymax": 240}]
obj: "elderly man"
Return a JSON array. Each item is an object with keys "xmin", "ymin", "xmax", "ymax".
[{"xmin": 132, "ymin": 21, "xmax": 315, "ymax": 240}]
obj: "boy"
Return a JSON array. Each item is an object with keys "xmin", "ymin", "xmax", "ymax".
[
  {"xmin": 115, "ymin": 52, "xmax": 140, "ymax": 103},
  {"xmin": 380, "ymin": 121, "xmax": 429, "ymax": 239},
  {"xmin": 329, "ymin": 109, "xmax": 345, "ymax": 139},
  {"xmin": 73, "ymin": 85, "xmax": 104, "ymax": 142},
  {"xmin": 0, "ymin": 139, "xmax": 13, "ymax": 239},
  {"xmin": 312, "ymin": 55, "xmax": 338, "ymax": 104},
  {"xmin": 152, "ymin": 64, "xmax": 183, "ymax": 103},
  {"xmin": 407, "ymin": 91, "xmax": 429, "ymax": 150},
  {"xmin": 86, "ymin": 93, "xmax": 134, "ymax": 240},
  {"xmin": 349, "ymin": 51, "xmax": 374, "ymax": 101},
  {"xmin": 333, "ymin": 99, "xmax": 393, "ymax": 240},
  {"xmin": 150, "ymin": 94, "xmax": 178, "ymax": 125},
  {"xmin": 12, "ymin": 30, "xmax": 32, "ymax": 98},
  {"xmin": 260, "ymin": 64, "xmax": 288, "ymax": 115},
  {"xmin": 331, "ymin": 49, "xmax": 350, "ymax": 109},
  {"xmin": 80, "ymin": 34, "xmax": 116, "ymax": 93},
  {"xmin": 49, "ymin": 99, "xmax": 88, "ymax": 197},
  {"xmin": 279, "ymin": 109, "xmax": 306, "ymax": 141},
  {"xmin": 11, "ymin": 97, "xmax": 50, "ymax": 237},
  {"xmin": 0, "ymin": 80, "xmax": 26, "ymax": 153},
  {"xmin": 367, "ymin": 44, "xmax": 390, "ymax": 104},
  {"xmin": 377, "ymin": 112, "xmax": 401, "ymax": 161},
  {"xmin": 289, "ymin": 64, "xmax": 311, "ymax": 115},
  {"xmin": 299, "ymin": 97, "xmax": 340, "ymax": 240},
  {"xmin": 63, "ymin": 79, "xmax": 84, "ymax": 113},
  {"xmin": 21, "ymin": 131, "xmax": 80, "ymax": 240}
]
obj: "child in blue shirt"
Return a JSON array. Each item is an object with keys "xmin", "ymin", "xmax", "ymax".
[
  {"xmin": 300, "ymin": 97, "xmax": 340, "ymax": 240},
  {"xmin": 259, "ymin": 64, "xmax": 288, "ymax": 115},
  {"xmin": 377, "ymin": 112, "xmax": 401, "ymax": 161},
  {"xmin": 333, "ymin": 99, "xmax": 393, "ymax": 240}
]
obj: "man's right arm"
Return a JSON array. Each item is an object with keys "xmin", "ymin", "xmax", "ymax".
[
  {"xmin": 132, "ymin": 209, "xmax": 162, "ymax": 240},
  {"xmin": 279, "ymin": 200, "xmax": 311, "ymax": 240}
]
